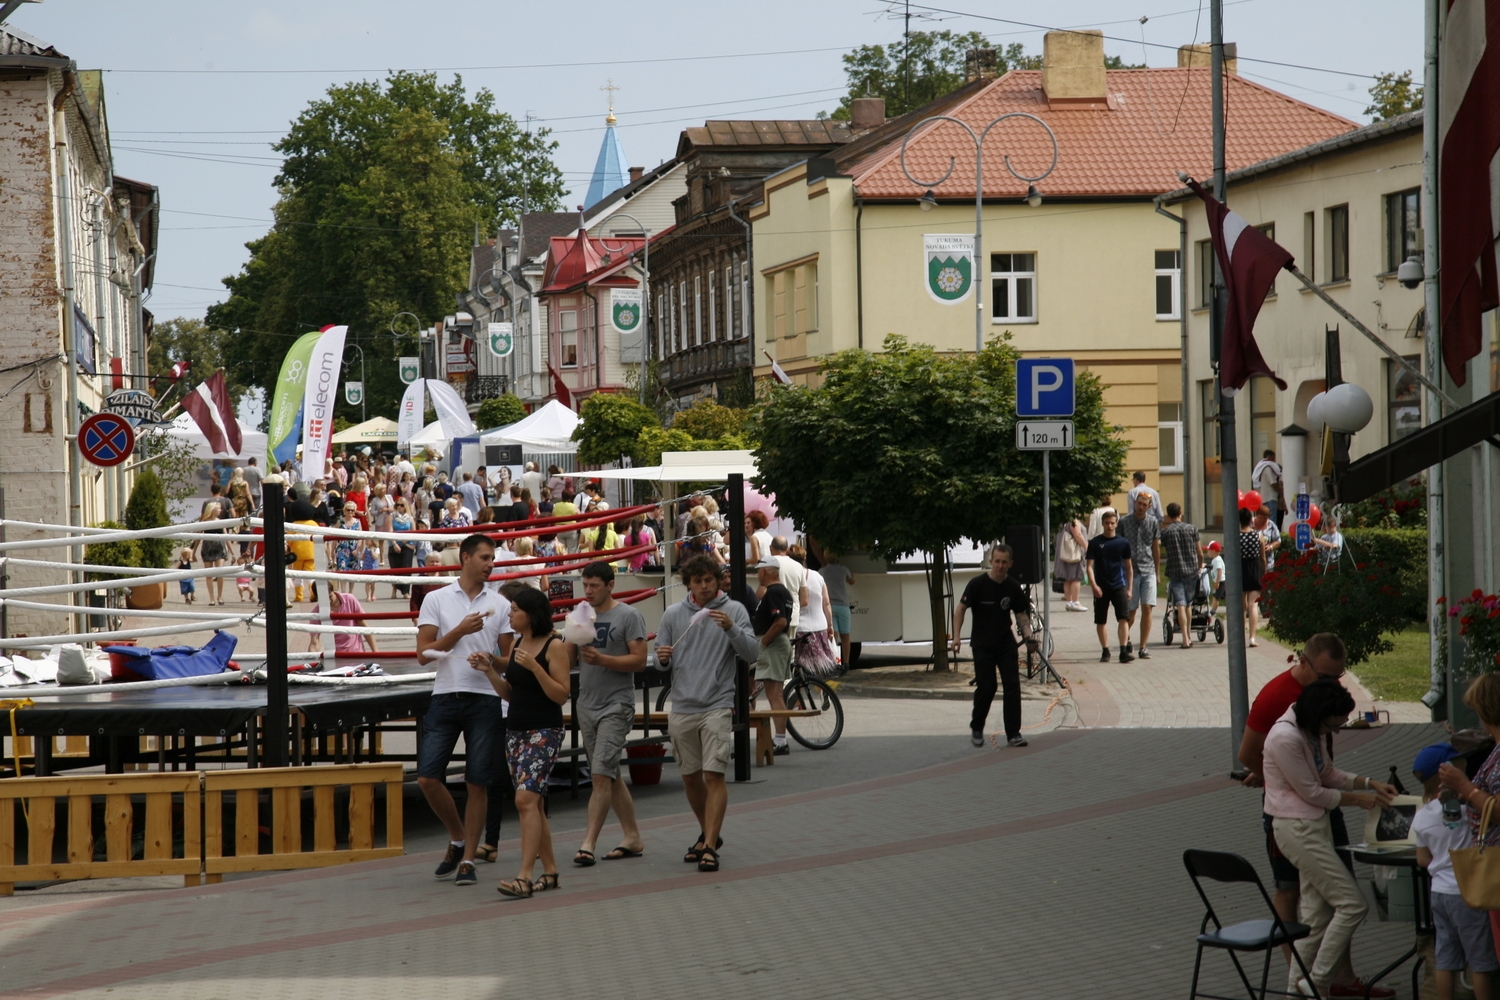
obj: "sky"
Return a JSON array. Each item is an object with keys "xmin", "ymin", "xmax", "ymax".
[{"xmin": 14, "ymin": 0, "xmax": 1423, "ymax": 327}]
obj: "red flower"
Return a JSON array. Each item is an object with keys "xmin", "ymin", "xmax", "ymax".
[
  {"xmin": 1475, "ymin": 589, "xmax": 1486, "ymax": 600},
  {"xmin": 1437, "ymin": 596, "xmax": 1447, "ymax": 604}
]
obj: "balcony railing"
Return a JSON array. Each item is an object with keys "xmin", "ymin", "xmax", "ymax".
[
  {"xmin": 665, "ymin": 340, "xmax": 751, "ymax": 386},
  {"xmin": 464, "ymin": 375, "xmax": 509, "ymax": 403}
]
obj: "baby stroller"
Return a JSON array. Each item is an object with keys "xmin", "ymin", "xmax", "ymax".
[{"xmin": 1162, "ymin": 569, "xmax": 1225, "ymax": 645}]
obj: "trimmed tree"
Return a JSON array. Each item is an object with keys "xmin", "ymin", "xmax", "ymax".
[
  {"xmin": 754, "ymin": 334, "xmax": 1128, "ymax": 670},
  {"xmin": 125, "ymin": 469, "xmax": 174, "ymax": 569},
  {"xmin": 573, "ymin": 393, "xmax": 660, "ymax": 466},
  {"xmin": 476, "ymin": 394, "xmax": 527, "ymax": 430}
]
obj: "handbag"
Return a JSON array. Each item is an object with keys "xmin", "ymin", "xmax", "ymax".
[
  {"xmin": 1451, "ymin": 795, "xmax": 1500, "ymax": 909},
  {"xmin": 1057, "ymin": 525, "xmax": 1084, "ymax": 564},
  {"xmin": 1050, "ymin": 577, "xmax": 1064, "ymax": 595}
]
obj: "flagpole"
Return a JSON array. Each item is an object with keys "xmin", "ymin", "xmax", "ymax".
[{"xmin": 1208, "ymin": 0, "xmax": 1251, "ymax": 779}]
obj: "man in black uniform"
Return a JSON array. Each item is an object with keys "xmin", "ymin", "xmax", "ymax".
[{"xmin": 950, "ymin": 544, "xmax": 1039, "ymax": 748}]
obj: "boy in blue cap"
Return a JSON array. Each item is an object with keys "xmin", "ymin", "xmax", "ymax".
[{"xmin": 1412, "ymin": 742, "xmax": 1497, "ymax": 1000}]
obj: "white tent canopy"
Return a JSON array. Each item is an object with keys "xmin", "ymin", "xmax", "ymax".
[
  {"xmin": 165, "ymin": 411, "xmax": 267, "ymax": 462},
  {"xmin": 331, "ymin": 416, "xmax": 399, "ymax": 444},
  {"xmin": 480, "ymin": 399, "xmax": 580, "ymax": 453},
  {"xmin": 407, "ymin": 420, "xmax": 448, "ymax": 449},
  {"xmin": 586, "ymin": 449, "xmax": 756, "ymax": 482}
]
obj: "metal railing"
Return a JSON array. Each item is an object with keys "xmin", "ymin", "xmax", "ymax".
[
  {"xmin": 665, "ymin": 340, "xmax": 751, "ymax": 384},
  {"xmin": 464, "ymin": 375, "xmax": 509, "ymax": 403}
]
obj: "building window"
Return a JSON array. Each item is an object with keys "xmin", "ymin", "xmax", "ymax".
[
  {"xmin": 1250, "ymin": 375, "xmax": 1277, "ymax": 459},
  {"xmin": 1196, "ymin": 239, "xmax": 1215, "ymax": 309},
  {"xmin": 793, "ymin": 262, "xmax": 817, "ymax": 334},
  {"xmin": 1155, "ymin": 250, "xmax": 1181, "ymax": 320},
  {"xmin": 708, "ymin": 271, "xmax": 717, "ymax": 342},
  {"xmin": 1255, "ymin": 224, "xmax": 1277, "ymax": 297},
  {"xmin": 1158, "ymin": 402, "xmax": 1184, "ymax": 473},
  {"xmin": 1303, "ymin": 211, "xmax": 1315, "ymax": 284},
  {"xmin": 991, "ymin": 253, "xmax": 1036, "ymax": 322},
  {"xmin": 558, "ymin": 308, "xmax": 578, "ymax": 368},
  {"xmin": 1385, "ymin": 188, "xmax": 1420, "ymax": 273},
  {"xmin": 724, "ymin": 265, "xmax": 734, "ymax": 339},
  {"xmin": 657, "ymin": 290, "xmax": 668, "ymax": 359},
  {"xmin": 1327, "ymin": 204, "xmax": 1349, "ymax": 282},
  {"xmin": 1388, "ymin": 355, "xmax": 1422, "ymax": 442},
  {"xmin": 768, "ymin": 271, "xmax": 787, "ymax": 341},
  {"xmin": 678, "ymin": 282, "xmax": 688, "ymax": 352},
  {"xmin": 1200, "ymin": 380, "xmax": 1222, "ymax": 529},
  {"xmin": 693, "ymin": 275, "xmax": 703, "ymax": 347}
]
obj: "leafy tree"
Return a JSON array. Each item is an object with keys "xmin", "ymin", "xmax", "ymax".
[
  {"xmin": 207, "ymin": 71, "xmax": 565, "ymax": 423},
  {"xmin": 754, "ymin": 334, "xmax": 1127, "ymax": 670},
  {"xmin": 125, "ymin": 469, "xmax": 174, "ymax": 569},
  {"xmin": 636, "ymin": 427, "xmax": 746, "ymax": 467},
  {"xmin": 825, "ymin": 33, "xmax": 1138, "ymax": 119},
  {"xmin": 147, "ymin": 318, "xmax": 248, "ymax": 406},
  {"xmin": 84, "ymin": 521, "xmax": 141, "ymax": 582},
  {"xmin": 1365, "ymin": 70, "xmax": 1422, "ymax": 121},
  {"xmin": 476, "ymin": 394, "xmax": 527, "ymax": 430},
  {"xmin": 135, "ymin": 429, "xmax": 210, "ymax": 516},
  {"xmin": 671, "ymin": 399, "xmax": 748, "ymax": 441},
  {"xmin": 572, "ymin": 393, "xmax": 660, "ymax": 466}
]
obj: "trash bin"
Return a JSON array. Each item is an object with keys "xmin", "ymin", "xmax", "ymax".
[{"xmin": 626, "ymin": 743, "xmax": 666, "ymax": 786}]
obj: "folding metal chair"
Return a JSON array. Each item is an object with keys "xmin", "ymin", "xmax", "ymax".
[{"xmin": 1184, "ymin": 849, "xmax": 1318, "ymax": 1000}]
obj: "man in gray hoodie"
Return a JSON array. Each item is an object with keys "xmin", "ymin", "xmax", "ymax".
[{"xmin": 655, "ymin": 554, "xmax": 759, "ymax": 873}]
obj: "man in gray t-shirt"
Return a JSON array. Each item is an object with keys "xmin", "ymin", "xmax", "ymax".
[
  {"xmin": 1116, "ymin": 492, "xmax": 1162, "ymax": 658},
  {"xmin": 573, "ymin": 562, "xmax": 648, "ymax": 865}
]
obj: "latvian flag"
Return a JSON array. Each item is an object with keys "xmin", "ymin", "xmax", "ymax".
[
  {"xmin": 1186, "ymin": 179, "xmax": 1291, "ymax": 393},
  {"xmin": 1439, "ymin": 0, "xmax": 1500, "ymax": 385},
  {"xmin": 182, "ymin": 369, "xmax": 242, "ymax": 455},
  {"xmin": 762, "ymin": 350, "xmax": 792, "ymax": 386}
]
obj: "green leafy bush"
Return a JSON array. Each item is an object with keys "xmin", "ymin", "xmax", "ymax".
[
  {"xmin": 84, "ymin": 520, "xmax": 141, "ymax": 583},
  {"xmin": 125, "ymin": 469, "xmax": 173, "ymax": 569},
  {"xmin": 476, "ymin": 394, "xmax": 526, "ymax": 430},
  {"xmin": 572, "ymin": 393, "xmax": 659, "ymax": 466},
  {"xmin": 1338, "ymin": 477, "xmax": 1426, "ymax": 528},
  {"xmin": 1261, "ymin": 536, "xmax": 1421, "ymax": 664}
]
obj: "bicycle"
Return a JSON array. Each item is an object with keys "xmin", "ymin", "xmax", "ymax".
[{"xmin": 651, "ymin": 650, "xmax": 845, "ymax": 751}]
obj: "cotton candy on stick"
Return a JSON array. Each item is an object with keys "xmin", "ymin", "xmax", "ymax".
[{"xmin": 561, "ymin": 601, "xmax": 597, "ymax": 645}]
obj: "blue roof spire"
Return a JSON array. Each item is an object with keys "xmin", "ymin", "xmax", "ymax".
[{"xmin": 585, "ymin": 81, "xmax": 629, "ymax": 209}]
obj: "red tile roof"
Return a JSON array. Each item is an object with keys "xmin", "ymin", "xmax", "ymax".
[
  {"xmin": 542, "ymin": 231, "xmax": 645, "ymax": 293},
  {"xmin": 852, "ymin": 69, "xmax": 1357, "ymax": 200}
]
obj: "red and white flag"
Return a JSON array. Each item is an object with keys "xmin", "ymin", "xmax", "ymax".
[
  {"xmin": 549, "ymin": 365, "xmax": 574, "ymax": 409},
  {"xmin": 1187, "ymin": 179, "xmax": 1291, "ymax": 393},
  {"xmin": 762, "ymin": 350, "xmax": 792, "ymax": 386},
  {"xmin": 182, "ymin": 369, "xmax": 242, "ymax": 455},
  {"xmin": 1439, "ymin": 0, "xmax": 1500, "ymax": 386}
]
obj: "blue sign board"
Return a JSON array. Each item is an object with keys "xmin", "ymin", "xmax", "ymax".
[
  {"xmin": 1295, "ymin": 521, "xmax": 1313, "ymax": 552},
  {"xmin": 1295, "ymin": 491, "xmax": 1310, "ymax": 521},
  {"xmin": 1015, "ymin": 358, "xmax": 1075, "ymax": 417}
]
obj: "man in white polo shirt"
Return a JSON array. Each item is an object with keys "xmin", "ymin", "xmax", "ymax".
[{"xmin": 416, "ymin": 533, "xmax": 515, "ymax": 888}]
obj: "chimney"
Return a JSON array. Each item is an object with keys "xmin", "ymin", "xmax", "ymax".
[
  {"xmin": 965, "ymin": 47, "xmax": 998, "ymax": 82},
  {"xmin": 628, "ymin": 166, "xmax": 644, "ymax": 183},
  {"xmin": 1041, "ymin": 29, "xmax": 1107, "ymax": 104},
  {"xmin": 850, "ymin": 96, "xmax": 886, "ymax": 129},
  {"xmin": 1178, "ymin": 43, "xmax": 1239, "ymax": 75}
]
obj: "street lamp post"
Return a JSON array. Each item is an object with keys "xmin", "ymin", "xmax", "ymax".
[
  {"xmin": 598, "ymin": 212, "xmax": 651, "ymax": 405},
  {"xmin": 899, "ymin": 113, "xmax": 1059, "ymax": 354}
]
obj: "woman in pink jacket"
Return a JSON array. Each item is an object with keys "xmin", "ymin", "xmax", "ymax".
[{"xmin": 1263, "ymin": 679, "xmax": 1397, "ymax": 997}]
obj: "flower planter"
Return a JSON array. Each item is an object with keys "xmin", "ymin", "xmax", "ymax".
[
  {"xmin": 126, "ymin": 581, "xmax": 165, "ymax": 611},
  {"xmin": 625, "ymin": 743, "xmax": 666, "ymax": 786}
]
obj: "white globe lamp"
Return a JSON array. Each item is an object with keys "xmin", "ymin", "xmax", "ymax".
[
  {"xmin": 1305, "ymin": 391, "xmax": 1328, "ymax": 432},
  {"xmin": 1322, "ymin": 382, "xmax": 1374, "ymax": 433}
]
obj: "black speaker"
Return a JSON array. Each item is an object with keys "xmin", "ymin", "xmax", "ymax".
[{"xmin": 1004, "ymin": 525, "xmax": 1045, "ymax": 585}]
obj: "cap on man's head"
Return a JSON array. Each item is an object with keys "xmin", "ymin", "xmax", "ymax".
[
  {"xmin": 1207, "ymin": 540, "xmax": 1222, "ymax": 552},
  {"xmin": 1413, "ymin": 742, "xmax": 1462, "ymax": 781},
  {"xmin": 756, "ymin": 558, "xmax": 780, "ymax": 571}
]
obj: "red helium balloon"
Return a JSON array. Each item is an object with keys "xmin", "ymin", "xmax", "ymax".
[
  {"xmin": 1307, "ymin": 504, "xmax": 1322, "ymax": 529},
  {"xmin": 1240, "ymin": 490, "xmax": 1263, "ymax": 511}
]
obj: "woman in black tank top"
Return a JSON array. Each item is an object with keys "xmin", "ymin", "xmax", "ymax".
[{"xmin": 474, "ymin": 587, "xmax": 570, "ymax": 898}]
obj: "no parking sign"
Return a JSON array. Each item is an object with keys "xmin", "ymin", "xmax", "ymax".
[{"xmin": 78, "ymin": 412, "xmax": 135, "ymax": 467}]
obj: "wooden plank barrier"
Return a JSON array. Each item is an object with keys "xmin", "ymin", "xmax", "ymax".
[
  {"xmin": 202, "ymin": 764, "xmax": 404, "ymax": 883},
  {"xmin": 0, "ymin": 772, "xmax": 202, "ymax": 896}
]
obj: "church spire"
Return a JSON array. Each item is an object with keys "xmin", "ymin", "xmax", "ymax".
[{"xmin": 585, "ymin": 79, "xmax": 629, "ymax": 210}]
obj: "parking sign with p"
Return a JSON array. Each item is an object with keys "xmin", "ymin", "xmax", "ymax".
[{"xmin": 1015, "ymin": 358, "xmax": 1075, "ymax": 417}]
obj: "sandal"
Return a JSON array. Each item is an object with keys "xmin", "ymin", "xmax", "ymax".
[
  {"xmin": 533, "ymin": 872, "xmax": 560, "ymax": 892},
  {"xmin": 496, "ymin": 877, "xmax": 533, "ymax": 899},
  {"xmin": 474, "ymin": 845, "xmax": 498, "ymax": 863},
  {"xmin": 684, "ymin": 834, "xmax": 724, "ymax": 864},
  {"xmin": 604, "ymin": 846, "xmax": 644, "ymax": 860},
  {"xmin": 573, "ymin": 849, "xmax": 596, "ymax": 867},
  {"xmin": 697, "ymin": 847, "xmax": 720, "ymax": 873}
]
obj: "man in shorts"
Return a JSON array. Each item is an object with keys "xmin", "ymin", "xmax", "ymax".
[
  {"xmin": 751, "ymin": 559, "xmax": 795, "ymax": 755},
  {"xmin": 1085, "ymin": 509, "xmax": 1134, "ymax": 662},
  {"xmin": 571, "ymin": 561, "xmax": 648, "ymax": 866},
  {"xmin": 415, "ymin": 533, "xmax": 516, "ymax": 888},
  {"xmin": 1117, "ymin": 491, "xmax": 1161, "ymax": 659},
  {"xmin": 1239, "ymin": 633, "xmax": 1390, "ymax": 998},
  {"xmin": 819, "ymin": 550, "xmax": 855, "ymax": 667},
  {"xmin": 655, "ymin": 555, "xmax": 759, "ymax": 873},
  {"xmin": 1159, "ymin": 503, "xmax": 1202, "ymax": 649}
]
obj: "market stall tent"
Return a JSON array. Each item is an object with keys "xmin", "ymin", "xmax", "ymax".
[
  {"xmin": 331, "ymin": 416, "xmax": 399, "ymax": 444},
  {"xmin": 480, "ymin": 399, "xmax": 580, "ymax": 453},
  {"xmin": 163, "ymin": 412, "xmax": 269, "ymax": 520}
]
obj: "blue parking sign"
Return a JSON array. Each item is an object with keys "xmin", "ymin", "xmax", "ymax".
[{"xmin": 1016, "ymin": 358, "xmax": 1075, "ymax": 417}]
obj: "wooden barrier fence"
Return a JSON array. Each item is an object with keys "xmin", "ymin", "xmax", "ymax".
[{"xmin": 0, "ymin": 764, "xmax": 404, "ymax": 894}]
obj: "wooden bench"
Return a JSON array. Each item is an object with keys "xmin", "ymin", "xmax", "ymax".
[{"xmin": 748, "ymin": 709, "xmax": 821, "ymax": 766}]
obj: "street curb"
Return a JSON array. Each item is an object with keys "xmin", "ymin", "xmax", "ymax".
[{"xmin": 835, "ymin": 681, "xmax": 1060, "ymax": 702}]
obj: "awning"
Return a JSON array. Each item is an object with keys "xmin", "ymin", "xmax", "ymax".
[
  {"xmin": 586, "ymin": 450, "xmax": 757, "ymax": 482},
  {"xmin": 1339, "ymin": 391, "xmax": 1500, "ymax": 502},
  {"xmin": 331, "ymin": 416, "xmax": 400, "ymax": 444}
]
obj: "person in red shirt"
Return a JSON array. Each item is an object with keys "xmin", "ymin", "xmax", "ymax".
[{"xmin": 1238, "ymin": 632, "xmax": 1392, "ymax": 999}]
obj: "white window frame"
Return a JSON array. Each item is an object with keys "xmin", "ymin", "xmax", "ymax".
[
  {"xmin": 708, "ymin": 271, "xmax": 717, "ymax": 342},
  {"xmin": 1155, "ymin": 250, "xmax": 1181, "ymax": 321},
  {"xmin": 990, "ymin": 253, "xmax": 1037, "ymax": 323},
  {"xmin": 678, "ymin": 281, "xmax": 688, "ymax": 353},
  {"xmin": 1158, "ymin": 421, "xmax": 1185, "ymax": 473},
  {"xmin": 558, "ymin": 308, "xmax": 579, "ymax": 369},
  {"xmin": 724, "ymin": 265, "xmax": 733, "ymax": 340},
  {"xmin": 694, "ymin": 275, "xmax": 703, "ymax": 347}
]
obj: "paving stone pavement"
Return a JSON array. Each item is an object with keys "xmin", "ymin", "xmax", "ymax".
[{"xmin": 0, "ymin": 719, "xmax": 1452, "ymax": 999}]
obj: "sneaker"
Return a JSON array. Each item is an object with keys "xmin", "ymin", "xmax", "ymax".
[
  {"xmin": 1118, "ymin": 648, "xmax": 1135, "ymax": 663},
  {"xmin": 1137, "ymin": 646, "xmax": 1151, "ymax": 659},
  {"xmin": 773, "ymin": 742, "xmax": 790, "ymax": 756},
  {"xmin": 1099, "ymin": 648, "xmax": 1111, "ymax": 662},
  {"xmin": 1124, "ymin": 641, "xmax": 1134, "ymax": 655},
  {"xmin": 970, "ymin": 730, "xmax": 985, "ymax": 747},
  {"xmin": 1329, "ymin": 980, "xmax": 1394, "ymax": 998},
  {"xmin": 453, "ymin": 861, "xmax": 477, "ymax": 887},
  {"xmin": 434, "ymin": 843, "xmax": 464, "ymax": 880},
  {"xmin": 1007, "ymin": 735, "xmax": 1028, "ymax": 747}
]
